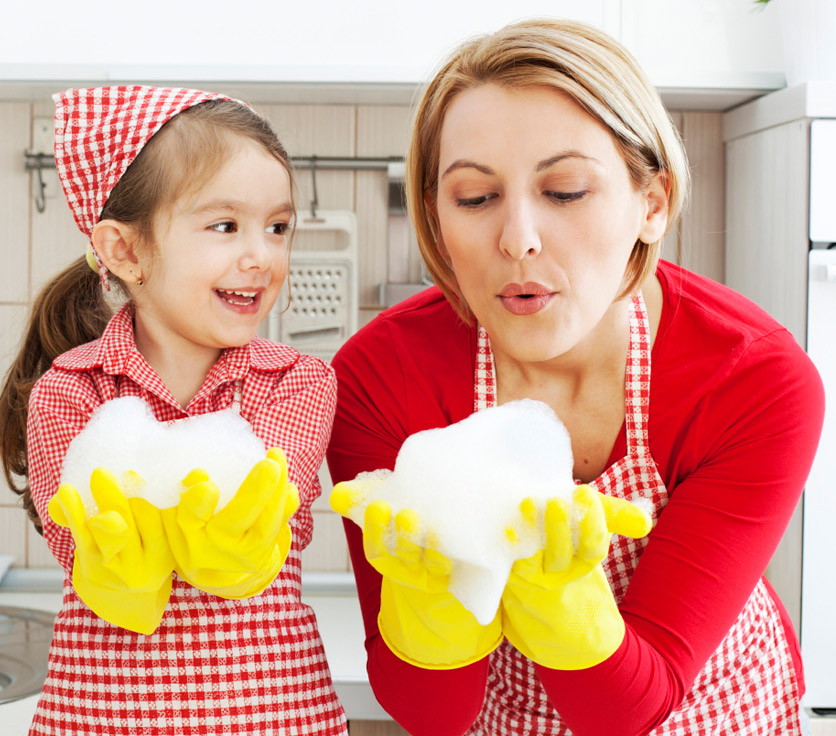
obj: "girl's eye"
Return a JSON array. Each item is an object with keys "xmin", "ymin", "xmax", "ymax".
[
  {"xmin": 210, "ymin": 221, "xmax": 237, "ymax": 233},
  {"xmin": 267, "ymin": 222, "xmax": 289, "ymax": 235},
  {"xmin": 545, "ymin": 190, "xmax": 587, "ymax": 204},
  {"xmin": 455, "ymin": 193, "xmax": 497, "ymax": 208}
]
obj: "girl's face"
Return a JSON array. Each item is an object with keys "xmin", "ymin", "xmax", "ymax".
[
  {"xmin": 133, "ymin": 139, "xmax": 292, "ymax": 362},
  {"xmin": 434, "ymin": 83, "xmax": 668, "ymax": 366}
]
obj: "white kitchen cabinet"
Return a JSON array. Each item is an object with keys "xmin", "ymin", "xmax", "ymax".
[{"xmin": 0, "ymin": 0, "xmax": 781, "ymax": 109}]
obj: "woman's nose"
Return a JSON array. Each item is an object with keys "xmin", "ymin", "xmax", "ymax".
[{"xmin": 499, "ymin": 201, "xmax": 542, "ymax": 260}]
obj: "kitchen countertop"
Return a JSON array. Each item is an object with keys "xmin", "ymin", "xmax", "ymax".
[{"xmin": 0, "ymin": 574, "xmax": 388, "ymax": 734}]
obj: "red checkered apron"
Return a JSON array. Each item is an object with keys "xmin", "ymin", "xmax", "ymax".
[
  {"xmin": 26, "ymin": 312, "xmax": 348, "ymax": 735},
  {"xmin": 467, "ymin": 295, "xmax": 802, "ymax": 735}
]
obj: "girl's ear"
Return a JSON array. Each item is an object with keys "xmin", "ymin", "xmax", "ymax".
[
  {"xmin": 638, "ymin": 171, "xmax": 670, "ymax": 246},
  {"xmin": 91, "ymin": 220, "xmax": 143, "ymax": 284}
]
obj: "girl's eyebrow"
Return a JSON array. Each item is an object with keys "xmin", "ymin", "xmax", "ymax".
[{"xmin": 188, "ymin": 199, "xmax": 294, "ymax": 216}]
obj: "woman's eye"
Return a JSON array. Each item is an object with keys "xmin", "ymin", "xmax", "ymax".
[
  {"xmin": 267, "ymin": 222, "xmax": 289, "ymax": 235},
  {"xmin": 545, "ymin": 190, "xmax": 587, "ymax": 204},
  {"xmin": 210, "ymin": 221, "xmax": 237, "ymax": 233},
  {"xmin": 455, "ymin": 193, "xmax": 496, "ymax": 208}
]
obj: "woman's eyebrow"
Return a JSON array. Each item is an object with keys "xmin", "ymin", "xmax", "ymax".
[
  {"xmin": 441, "ymin": 160, "xmax": 495, "ymax": 178},
  {"xmin": 536, "ymin": 151, "xmax": 597, "ymax": 171},
  {"xmin": 442, "ymin": 152, "xmax": 598, "ymax": 179}
]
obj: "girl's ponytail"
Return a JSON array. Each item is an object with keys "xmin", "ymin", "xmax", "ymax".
[{"xmin": 0, "ymin": 256, "xmax": 111, "ymax": 533}]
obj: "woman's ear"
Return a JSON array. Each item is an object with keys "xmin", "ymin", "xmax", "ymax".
[
  {"xmin": 638, "ymin": 171, "xmax": 670, "ymax": 245},
  {"xmin": 91, "ymin": 220, "xmax": 143, "ymax": 284}
]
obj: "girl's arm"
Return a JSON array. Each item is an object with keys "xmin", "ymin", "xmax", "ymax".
[
  {"xmin": 327, "ymin": 322, "xmax": 490, "ymax": 736},
  {"xmin": 249, "ymin": 353, "xmax": 338, "ymax": 549},
  {"xmin": 27, "ymin": 372, "xmax": 100, "ymax": 572},
  {"xmin": 534, "ymin": 330, "xmax": 824, "ymax": 736}
]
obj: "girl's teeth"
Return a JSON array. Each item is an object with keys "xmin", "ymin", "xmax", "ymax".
[{"xmin": 218, "ymin": 289, "xmax": 257, "ymax": 305}]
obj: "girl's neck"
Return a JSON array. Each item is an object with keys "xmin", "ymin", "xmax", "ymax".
[{"xmin": 133, "ymin": 315, "xmax": 223, "ymax": 409}]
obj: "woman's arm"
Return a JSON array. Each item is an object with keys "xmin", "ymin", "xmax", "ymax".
[
  {"xmin": 327, "ymin": 318, "xmax": 490, "ymax": 735},
  {"xmin": 535, "ymin": 330, "xmax": 825, "ymax": 735}
]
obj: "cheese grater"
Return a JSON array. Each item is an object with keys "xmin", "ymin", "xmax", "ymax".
[{"xmin": 268, "ymin": 210, "xmax": 358, "ymax": 362}]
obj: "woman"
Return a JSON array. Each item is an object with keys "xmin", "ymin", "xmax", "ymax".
[{"xmin": 326, "ymin": 18, "xmax": 823, "ymax": 736}]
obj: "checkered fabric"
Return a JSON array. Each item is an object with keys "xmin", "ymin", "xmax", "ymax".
[
  {"xmin": 53, "ymin": 86, "xmax": 232, "ymax": 286},
  {"xmin": 26, "ymin": 305, "xmax": 347, "ymax": 735},
  {"xmin": 468, "ymin": 295, "xmax": 801, "ymax": 735}
]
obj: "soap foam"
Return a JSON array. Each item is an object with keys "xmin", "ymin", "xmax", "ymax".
[
  {"xmin": 345, "ymin": 399, "xmax": 577, "ymax": 624},
  {"xmin": 59, "ymin": 397, "xmax": 266, "ymax": 513}
]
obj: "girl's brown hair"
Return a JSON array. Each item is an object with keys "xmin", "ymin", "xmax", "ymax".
[
  {"xmin": 0, "ymin": 99, "xmax": 295, "ymax": 533},
  {"xmin": 405, "ymin": 18, "xmax": 690, "ymax": 321}
]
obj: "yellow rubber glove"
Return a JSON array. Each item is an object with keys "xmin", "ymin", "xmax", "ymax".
[
  {"xmin": 501, "ymin": 485, "xmax": 652, "ymax": 670},
  {"xmin": 161, "ymin": 447, "xmax": 299, "ymax": 599},
  {"xmin": 331, "ymin": 477, "xmax": 503, "ymax": 670},
  {"xmin": 48, "ymin": 469, "xmax": 174, "ymax": 635}
]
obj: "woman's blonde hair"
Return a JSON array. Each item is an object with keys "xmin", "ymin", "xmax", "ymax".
[{"xmin": 405, "ymin": 18, "xmax": 690, "ymax": 321}]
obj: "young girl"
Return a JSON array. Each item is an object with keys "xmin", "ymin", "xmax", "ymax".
[{"xmin": 0, "ymin": 86, "xmax": 347, "ymax": 735}]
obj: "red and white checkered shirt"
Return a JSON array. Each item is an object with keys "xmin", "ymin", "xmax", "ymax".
[{"xmin": 26, "ymin": 304, "xmax": 347, "ymax": 735}]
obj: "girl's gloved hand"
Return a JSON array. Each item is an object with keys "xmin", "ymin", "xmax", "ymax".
[
  {"xmin": 331, "ymin": 478, "xmax": 502, "ymax": 669},
  {"xmin": 48, "ymin": 469, "xmax": 175, "ymax": 635},
  {"xmin": 501, "ymin": 485, "xmax": 651, "ymax": 670},
  {"xmin": 162, "ymin": 447, "xmax": 299, "ymax": 599}
]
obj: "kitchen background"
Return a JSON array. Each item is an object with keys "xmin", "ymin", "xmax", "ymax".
[{"xmin": 0, "ymin": 0, "xmax": 833, "ymax": 733}]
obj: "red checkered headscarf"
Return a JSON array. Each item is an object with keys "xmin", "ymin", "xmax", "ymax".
[{"xmin": 53, "ymin": 86, "xmax": 233, "ymax": 287}]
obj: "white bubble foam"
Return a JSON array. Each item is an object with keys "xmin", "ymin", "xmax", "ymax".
[
  {"xmin": 59, "ymin": 397, "xmax": 266, "ymax": 513},
  {"xmin": 345, "ymin": 399, "xmax": 576, "ymax": 625}
]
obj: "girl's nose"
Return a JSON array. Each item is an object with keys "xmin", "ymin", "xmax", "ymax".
[
  {"xmin": 499, "ymin": 201, "xmax": 542, "ymax": 260},
  {"xmin": 239, "ymin": 233, "xmax": 273, "ymax": 271}
]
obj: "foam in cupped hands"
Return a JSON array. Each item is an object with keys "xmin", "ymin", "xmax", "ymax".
[
  {"xmin": 59, "ymin": 397, "xmax": 267, "ymax": 514},
  {"xmin": 342, "ymin": 399, "xmax": 582, "ymax": 625}
]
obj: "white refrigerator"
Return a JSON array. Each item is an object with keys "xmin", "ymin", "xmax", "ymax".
[{"xmin": 724, "ymin": 84, "xmax": 836, "ymax": 713}]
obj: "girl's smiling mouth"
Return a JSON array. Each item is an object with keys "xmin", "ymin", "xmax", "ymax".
[{"xmin": 216, "ymin": 288, "xmax": 262, "ymax": 312}]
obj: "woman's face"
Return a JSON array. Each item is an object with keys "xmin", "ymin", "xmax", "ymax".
[{"xmin": 434, "ymin": 83, "xmax": 668, "ymax": 365}]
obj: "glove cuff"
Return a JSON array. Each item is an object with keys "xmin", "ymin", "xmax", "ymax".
[
  {"xmin": 378, "ymin": 578, "xmax": 503, "ymax": 670},
  {"xmin": 73, "ymin": 555, "xmax": 172, "ymax": 635},
  {"xmin": 501, "ymin": 566, "xmax": 625, "ymax": 670}
]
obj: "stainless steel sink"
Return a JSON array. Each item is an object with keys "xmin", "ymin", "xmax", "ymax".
[{"xmin": 0, "ymin": 606, "xmax": 54, "ymax": 704}]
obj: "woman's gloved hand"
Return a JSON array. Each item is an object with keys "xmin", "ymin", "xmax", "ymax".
[
  {"xmin": 48, "ymin": 469, "xmax": 174, "ymax": 635},
  {"xmin": 162, "ymin": 447, "xmax": 299, "ymax": 599},
  {"xmin": 501, "ymin": 485, "xmax": 651, "ymax": 670},
  {"xmin": 331, "ymin": 478, "xmax": 502, "ymax": 670}
]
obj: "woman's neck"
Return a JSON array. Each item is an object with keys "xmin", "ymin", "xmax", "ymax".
[
  {"xmin": 493, "ymin": 275, "xmax": 663, "ymax": 482},
  {"xmin": 495, "ymin": 297, "xmax": 631, "ymax": 403}
]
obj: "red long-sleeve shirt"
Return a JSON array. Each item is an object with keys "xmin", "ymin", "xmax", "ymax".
[{"xmin": 326, "ymin": 260, "xmax": 824, "ymax": 736}]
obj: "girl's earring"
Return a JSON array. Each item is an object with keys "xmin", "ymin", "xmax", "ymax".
[{"xmin": 135, "ymin": 273, "xmax": 144, "ymax": 286}]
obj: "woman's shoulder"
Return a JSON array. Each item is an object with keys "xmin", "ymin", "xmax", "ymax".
[
  {"xmin": 654, "ymin": 259, "xmax": 820, "ymax": 402},
  {"xmin": 656, "ymin": 259, "xmax": 801, "ymax": 358}
]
